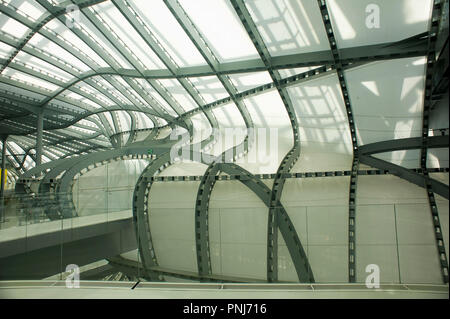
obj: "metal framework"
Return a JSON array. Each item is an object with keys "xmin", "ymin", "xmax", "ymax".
[{"xmin": 0, "ymin": 0, "xmax": 448, "ymax": 284}]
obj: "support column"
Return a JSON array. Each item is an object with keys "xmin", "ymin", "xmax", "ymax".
[
  {"xmin": 0, "ymin": 135, "xmax": 7, "ymax": 224},
  {"xmin": 36, "ymin": 111, "xmax": 43, "ymax": 167}
]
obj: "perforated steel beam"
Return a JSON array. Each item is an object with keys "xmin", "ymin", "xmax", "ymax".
[
  {"xmin": 218, "ymin": 163, "xmax": 314, "ymax": 283},
  {"xmin": 418, "ymin": 0, "xmax": 449, "ymax": 285},
  {"xmin": 359, "ymin": 136, "xmax": 449, "ymax": 155},
  {"xmin": 231, "ymin": 0, "xmax": 305, "ymax": 282},
  {"xmin": 360, "ymin": 154, "xmax": 449, "ymax": 200},
  {"xmin": 317, "ymin": 0, "xmax": 360, "ymax": 282},
  {"xmin": 0, "ymin": 0, "xmax": 108, "ymax": 74}
]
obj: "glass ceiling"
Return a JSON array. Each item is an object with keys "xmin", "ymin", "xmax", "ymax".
[{"xmin": 0, "ymin": 0, "xmax": 442, "ymax": 174}]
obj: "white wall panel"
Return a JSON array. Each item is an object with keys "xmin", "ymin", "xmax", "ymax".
[
  {"xmin": 398, "ymin": 245, "xmax": 442, "ymax": 284},
  {"xmin": 308, "ymin": 245, "xmax": 348, "ymax": 283},
  {"xmin": 307, "ymin": 206, "xmax": 347, "ymax": 245},
  {"xmin": 395, "ymin": 204, "xmax": 435, "ymax": 245},
  {"xmin": 209, "ymin": 181, "xmax": 267, "ymax": 280},
  {"xmin": 357, "ymin": 175, "xmax": 428, "ymax": 205},
  {"xmin": 356, "ymin": 205, "xmax": 396, "ymax": 245},
  {"xmin": 281, "ymin": 176, "xmax": 349, "ymax": 207}
]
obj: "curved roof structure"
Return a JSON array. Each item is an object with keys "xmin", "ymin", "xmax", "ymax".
[{"xmin": 0, "ymin": 0, "xmax": 448, "ymax": 285}]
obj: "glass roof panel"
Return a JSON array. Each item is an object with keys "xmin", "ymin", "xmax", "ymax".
[
  {"xmin": 14, "ymin": 51, "xmax": 74, "ymax": 82},
  {"xmin": 188, "ymin": 76, "xmax": 229, "ymax": 104},
  {"xmin": 158, "ymin": 78, "xmax": 198, "ymax": 112},
  {"xmin": 27, "ymin": 32, "xmax": 90, "ymax": 73},
  {"xmin": 288, "ymin": 72, "xmax": 352, "ymax": 172},
  {"xmin": 346, "ymin": 57, "xmax": 425, "ymax": 145},
  {"xmin": 13, "ymin": 0, "xmax": 46, "ymax": 19},
  {"xmin": 179, "ymin": 0, "xmax": 260, "ymax": 62},
  {"xmin": 277, "ymin": 66, "xmax": 322, "ymax": 79},
  {"xmin": 2, "ymin": 67, "xmax": 60, "ymax": 91},
  {"xmin": 0, "ymin": 15, "xmax": 29, "ymax": 38},
  {"xmin": 45, "ymin": 20, "xmax": 109, "ymax": 68},
  {"xmin": 0, "ymin": 41, "xmax": 15, "ymax": 59},
  {"xmin": 133, "ymin": 78, "xmax": 177, "ymax": 116},
  {"xmin": 69, "ymin": 13, "xmax": 134, "ymax": 69},
  {"xmin": 92, "ymin": 2, "xmax": 166, "ymax": 70},
  {"xmin": 244, "ymin": 0, "xmax": 331, "ymax": 56},
  {"xmin": 327, "ymin": 0, "xmax": 432, "ymax": 48},
  {"xmin": 228, "ymin": 71, "xmax": 273, "ymax": 93},
  {"xmin": 129, "ymin": 0, "xmax": 207, "ymax": 67}
]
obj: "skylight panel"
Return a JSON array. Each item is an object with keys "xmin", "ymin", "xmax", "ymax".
[
  {"xmin": 71, "ymin": 14, "xmax": 133, "ymax": 69},
  {"xmin": 243, "ymin": 90, "xmax": 291, "ymax": 129},
  {"xmin": 134, "ymin": 78, "xmax": 176, "ymax": 116},
  {"xmin": 228, "ymin": 71, "xmax": 273, "ymax": 93},
  {"xmin": 158, "ymin": 78, "xmax": 198, "ymax": 112},
  {"xmin": 14, "ymin": 51, "xmax": 74, "ymax": 82},
  {"xmin": 64, "ymin": 91, "xmax": 103, "ymax": 109},
  {"xmin": 136, "ymin": 112, "xmax": 154, "ymax": 129},
  {"xmin": 129, "ymin": 0, "xmax": 206, "ymax": 67},
  {"xmin": 76, "ymin": 81, "xmax": 115, "ymax": 106},
  {"xmin": 244, "ymin": 0, "xmax": 330, "ymax": 56},
  {"xmin": 102, "ymin": 111, "xmax": 115, "ymax": 132},
  {"xmin": 212, "ymin": 102, "xmax": 246, "ymax": 128},
  {"xmin": 13, "ymin": 0, "xmax": 46, "ymax": 21},
  {"xmin": 48, "ymin": 20, "xmax": 109, "ymax": 68},
  {"xmin": 179, "ymin": 0, "xmax": 259, "ymax": 62},
  {"xmin": 27, "ymin": 33, "xmax": 90, "ymax": 73},
  {"xmin": 0, "ymin": 41, "xmax": 14, "ymax": 59},
  {"xmin": 2, "ymin": 67, "xmax": 60, "ymax": 91},
  {"xmin": 327, "ymin": 0, "xmax": 433, "ymax": 48},
  {"xmin": 345, "ymin": 58, "xmax": 425, "ymax": 145},
  {"xmin": 0, "ymin": 82, "xmax": 47, "ymax": 100},
  {"xmin": 111, "ymin": 75, "xmax": 148, "ymax": 106},
  {"xmin": 92, "ymin": 76, "xmax": 133, "ymax": 105},
  {"xmin": 277, "ymin": 66, "xmax": 322, "ymax": 78},
  {"xmin": 188, "ymin": 76, "xmax": 229, "ymax": 104},
  {"xmin": 115, "ymin": 110, "xmax": 131, "ymax": 132},
  {"xmin": 93, "ymin": 2, "xmax": 166, "ymax": 70},
  {"xmin": 373, "ymin": 150, "xmax": 421, "ymax": 169},
  {"xmin": 0, "ymin": 16, "xmax": 29, "ymax": 38},
  {"xmin": 286, "ymin": 72, "xmax": 352, "ymax": 156},
  {"xmin": 7, "ymin": 141, "xmax": 24, "ymax": 154}
]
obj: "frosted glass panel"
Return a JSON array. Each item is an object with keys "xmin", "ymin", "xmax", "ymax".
[
  {"xmin": 347, "ymin": 58, "xmax": 425, "ymax": 145},
  {"xmin": 245, "ymin": 0, "xmax": 331, "ymax": 56},
  {"xmin": 328, "ymin": 0, "xmax": 432, "ymax": 49}
]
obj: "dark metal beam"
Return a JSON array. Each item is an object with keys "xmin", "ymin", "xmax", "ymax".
[
  {"xmin": 317, "ymin": 0, "xmax": 360, "ymax": 283},
  {"xmin": 359, "ymin": 154, "xmax": 449, "ymax": 200},
  {"xmin": 359, "ymin": 136, "xmax": 449, "ymax": 155}
]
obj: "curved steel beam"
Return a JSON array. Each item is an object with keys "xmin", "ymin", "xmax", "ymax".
[
  {"xmin": 359, "ymin": 136, "xmax": 449, "ymax": 155},
  {"xmin": 359, "ymin": 154, "xmax": 449, "ymax": 200},
  {"xmin": 231, "ymin": 0, "xmax": 305, "ymax": 282},
  {"xmin": 217, "ymin": 163, "xmax": 314, "ymax": 282},
  {"xmin": 0, "ymin": 0, "xmax": 108, "ymax": 74},
  {"xmin": 317, "ymin": 0, "xmax": 360, "ymax": 282}
]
